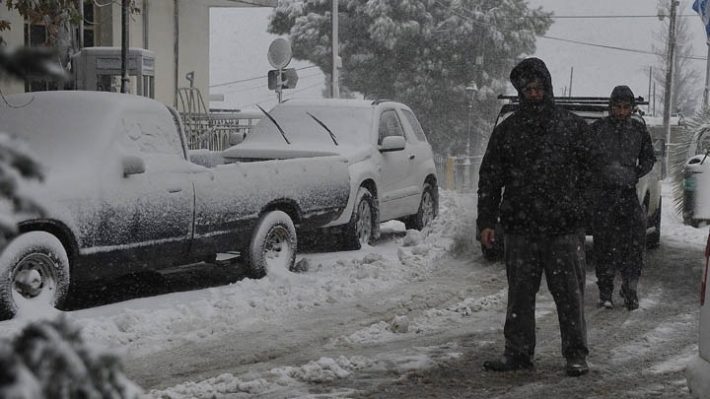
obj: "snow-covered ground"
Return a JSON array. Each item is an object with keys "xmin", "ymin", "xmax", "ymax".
[{"xmin": 0, "ymin": 180, "xmax": 707, "ymax": 398}]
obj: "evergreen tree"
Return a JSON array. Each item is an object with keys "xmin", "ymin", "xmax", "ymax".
[{"xmin": 268, "ymin": 0, "xmax": 552, "ymax": 154}]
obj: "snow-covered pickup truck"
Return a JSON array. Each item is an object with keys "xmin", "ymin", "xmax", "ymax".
[
  {"xmin": 478, "ymin": 96, "xmax": 663, "ymax": 260},
  {"xmin": 0, "ymin": 91, "xmax": 350, "ymax": 319}
]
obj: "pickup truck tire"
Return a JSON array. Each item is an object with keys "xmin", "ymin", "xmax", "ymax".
[
  {"xmin": 404, "ymin": 183, "xmax": 437, "ymax": 231},
  {"xmin": 342, "ymin": 187, "xmax": 375, "ymax": 250},
  {"xmin": 0, "ymin": 231, "xmax": 70, "ymax": 320},
  {"xmin": 247, "ymin": 210, "xmax": 297, "ymax": 278},
  {"xmin": 647, "ymin": 197, "xmax": 661, "ymax": 249}
]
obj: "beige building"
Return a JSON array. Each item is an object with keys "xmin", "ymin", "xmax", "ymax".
[{"xmin": 0, "ymin": 0, "xmax": 275, "ymax": 107}]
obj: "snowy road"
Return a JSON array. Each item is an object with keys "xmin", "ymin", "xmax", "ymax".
[{"xmin": 0, "ymin": 183, "xmax": 706, "ymax": 398}]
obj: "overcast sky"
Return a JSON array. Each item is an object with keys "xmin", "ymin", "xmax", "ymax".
[{"xmin": 210, "ymin": 0, "xmax": 709, "ymax": 111}]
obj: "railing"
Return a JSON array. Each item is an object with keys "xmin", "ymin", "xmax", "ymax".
[
  {"xmin": 177, "ymin": 86, "xmax": 263, "ymax": 151},
  {"xmin": 179, "ymin": 110, "xmax": 262, "ymax": 152},
  {"xmin": 183, "ymin": 110, "xmax": 262, "ymax": 151}
]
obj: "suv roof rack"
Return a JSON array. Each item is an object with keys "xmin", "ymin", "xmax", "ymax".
[{"xmin": 497, "ymin": 94, "xmax": 648, "ymax": 105}]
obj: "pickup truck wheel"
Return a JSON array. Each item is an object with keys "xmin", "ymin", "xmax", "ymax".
[
  {"xmin": 247, "ymin": 210, "xmax": 297, "ymax": 278},
  {"xmin": 0, "ymin": 232, "xmax": 70, "ymax": 320},
  {"xmin": 342, "ymin": 187, "xmax": 375, "ymax": 250},
  {"xmin": 404, "ymin": 183, "xmax": 437, "ymax": 230},
  {"xmin": 647, "ymin": 197, "xmax": 661, "ymax": 249}
]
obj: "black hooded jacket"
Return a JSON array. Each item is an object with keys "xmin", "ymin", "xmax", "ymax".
[
  {"xmin": 477, "ymin": 58, "xmax": 594, "ymax": 235},
  {"xmin": 589, "ymin": 87, "xmax": 656, "ymax": 190}
]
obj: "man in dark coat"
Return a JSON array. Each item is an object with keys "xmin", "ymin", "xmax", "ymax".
[
  {"xmin": 477, "ymin": 57, "xmax": 593, "ymax": 377},
  {"xmin": 590, "ymin": 85, "xmax": 656, "ymax": 311}
]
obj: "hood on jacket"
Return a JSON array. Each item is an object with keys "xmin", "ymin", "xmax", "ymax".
[
  {"xmin": 510, "ymin": 57, "xmax": 555, "ymax": 110},
  {"xmin": 610, "ymin": 85, "xmax": 635, "ymax": 106}
]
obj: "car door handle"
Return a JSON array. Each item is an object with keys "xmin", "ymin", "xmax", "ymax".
[
  {"xmin": 409, "ymin": 154, "xmax": 416, "ymax": 160},
  {"xmin": 168, "ymin": 187, "xmax": 183, "ymax": 193}
]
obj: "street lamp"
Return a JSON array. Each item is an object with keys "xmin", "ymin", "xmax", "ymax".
[
  {"xmin": 465, "ymin": 84, "xmax": 478, "ymax": 156},
  {"xmin": 463, "ymin": 84, "xmax": 477, "ymax": 192}
]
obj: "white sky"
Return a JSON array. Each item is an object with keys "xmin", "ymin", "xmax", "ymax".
[
  {"xmin": 528, "ymin": 0, "xmax": 708, "ymax": 101},
  {"xmin": 209, "ymin": 7, "xmax": 326, "ymax": 111},
  {"xmin": 210, "ymin": 0, "xmax": 710, "ymax": 111}
]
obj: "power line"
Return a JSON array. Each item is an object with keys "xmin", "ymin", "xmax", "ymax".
[
  {"xmin": 220, "ymin": 0, "xmax": 273, "ymax": 7},
  {"xmin": 544, "ymin": 14, "xmax": 698, "ymax": 19},
  {"xmin": 210, "ymin": 65, "xmax": 320, "ymax": 88},
  {"xmin": 236, "ymin": 81, "xmax": 325, "ymax": 109},
  {"xmin": 217, "ymin": 70, "xmax": 325, "ymax": 95},
  {"xmin": 541, "ymin": 35, "xmax": 707, "ymax": 61}
]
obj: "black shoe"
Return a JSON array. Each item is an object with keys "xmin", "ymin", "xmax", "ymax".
[
  {"xmin": 620, "ymin": 288, "xmax": 639, "ymax": 311},
  {"xmin": 483, "ymin": 356, "xmax": 533, "ymax": 372},
  {"xmin": 565, "ymin": 357, "xmax": 589, "ymax": 377}
]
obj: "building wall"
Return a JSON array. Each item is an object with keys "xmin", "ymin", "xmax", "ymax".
[{"xmin": 0, "ymin": 0, "xmax": 275, "ymax": 107}]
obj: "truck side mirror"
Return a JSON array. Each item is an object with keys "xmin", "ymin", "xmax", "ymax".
[
  {"xmin": 379, "ymin": 136, "xmax": 406, "ymax": 152},
  {"xmin": 122, "ymin": 155, "xmax": 146, "ymax": 177}
]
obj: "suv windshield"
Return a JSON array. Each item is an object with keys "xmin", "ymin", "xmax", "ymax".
[{"xmin": 244, "ymin": 104, "xmax": 373, "ymax": 146}]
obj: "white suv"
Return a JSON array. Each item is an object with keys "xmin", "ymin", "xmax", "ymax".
[{"xmin": 223, "ymin": 98, "xmax": 439, "ymax": 249}]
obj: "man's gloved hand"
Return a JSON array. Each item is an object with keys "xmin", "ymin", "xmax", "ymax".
[{"xmin": 603, "ymin": 162, "xmax": 637, "ymax": 187}]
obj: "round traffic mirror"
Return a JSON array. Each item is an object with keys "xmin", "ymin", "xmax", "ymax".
[{"xmin": 267, "ymin": 38, "xmax": 292, "ymax": 69}]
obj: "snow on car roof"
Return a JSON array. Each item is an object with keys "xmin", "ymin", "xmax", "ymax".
[
  {"xmin": 281, "ymin": 98, "xmax": 401, "ymax": 108},
  {"xmin": 0, "ymin": 91, "xmax": 168, "ymax": 171}
]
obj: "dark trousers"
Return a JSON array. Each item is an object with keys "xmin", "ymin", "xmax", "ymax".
[
  {"xmin": 592, "ymin": 188, "xmax": 646, "ymax": 298},
  {"xmin": 502, "ymin": 233, "xmax": 589, "ymax": 361}
]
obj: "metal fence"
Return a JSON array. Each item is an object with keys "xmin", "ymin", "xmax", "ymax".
[
  {"xmin": 434, "ymin": 154, "xmax": 482, "ymax": 192},
  {"xmin": 186, "ymin": 110, "xmax": 261, "ymax": 151},
  {"xmin": 177, "ymin": 87, "xmax": 262, "ymax": 151}
]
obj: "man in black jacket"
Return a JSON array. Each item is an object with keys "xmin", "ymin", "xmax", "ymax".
[
  {"xmin": 477, "ymin": 57, "xmax": 593, "ymax": 377},
  {"xmin": 590, "ymin": 86, "xmax": 656, "ymax": 311}
]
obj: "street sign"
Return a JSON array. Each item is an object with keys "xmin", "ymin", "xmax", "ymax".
[{"xmin": 268, "ymin": 68, "xmax": 299, "ymax": 90}]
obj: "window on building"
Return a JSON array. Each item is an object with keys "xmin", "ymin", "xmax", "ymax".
[
  {"xmin": 23, "ymin": 1, "xmax": 96, "ymax": 92},
  {"xmin": 23, "ymin": 23, "xmax": 58, "ymax": 92},
  {"xmin": 83, "ymin": 1, "xmax": 95, "ymax": 48}
]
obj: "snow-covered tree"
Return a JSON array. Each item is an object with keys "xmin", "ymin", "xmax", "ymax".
[
  {"xmin": 0, "ymin": 317, "xmax": 142, "ymax": 398},
  {"xmin": 268, "ymin": 0, "xmax": 552, "ymax": 154}
]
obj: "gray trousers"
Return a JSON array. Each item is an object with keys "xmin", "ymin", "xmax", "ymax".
[{"xmin": 503, "ymin": 232, "xmax": 589, "ymax": 361}]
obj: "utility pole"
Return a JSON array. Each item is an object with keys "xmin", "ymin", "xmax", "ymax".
[
  {"xmin": 121, "ymin": 0, "xmax": 130, "ymax": 93},
  {"xmin": 331, "ymin": 0, "xmax": 340, "ymax": 98},
  {"xmin": 705, "ymin": 45, "xmax": 710, "ymax": 108},
  {"xmin": 661, "ymin": 0, "xmax": 679, "ymax": 177},
  {"xmin": 648, "ymin": 66, "xmax": 653, "ymax": 115},
  {"xmin": 568, "ymin": 67, "xmax": 574, "ymax": 97}
]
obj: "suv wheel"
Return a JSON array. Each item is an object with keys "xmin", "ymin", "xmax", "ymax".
[{"xmin": 342, "ymin": 187, "xmax": 375, "ymax": 250}]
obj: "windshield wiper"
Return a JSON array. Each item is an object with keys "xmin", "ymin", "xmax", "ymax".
[
  {"xmin": 307, "ymin": 112, "xmax": 338, "ymax": 146},
  {"xmin": 256, "ymin": 104, "xmax": 291, "ymax": 144}
]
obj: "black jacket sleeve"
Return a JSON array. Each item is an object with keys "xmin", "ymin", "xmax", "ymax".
[
  {"xmin": 477, "ymin": 124, "xmax": 505, "ymax": 231},
  {"xmin": 636, "ymin": 122, "xmax": 656, "ymax": 179}
]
